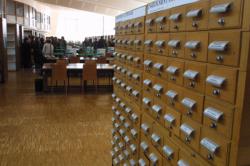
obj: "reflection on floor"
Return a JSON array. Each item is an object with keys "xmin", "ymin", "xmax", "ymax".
[{"xmin": 0, "ymin": 70, "xmax": 112, "ymax": 166}]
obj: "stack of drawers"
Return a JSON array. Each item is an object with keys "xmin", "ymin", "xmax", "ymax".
[
  {"xmin": 111, "ymin": 13, "xmax": 145, "ymax": 165},
  {"xmin": 113, "ymin": 0, "xmax": 250, "ymax": 165}
]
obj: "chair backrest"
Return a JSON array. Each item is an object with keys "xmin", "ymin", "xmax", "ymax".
[
  {"xmin": 56, "ymin": 59, "xmax": 68, "ymax": 65},
  {"xmin": 52, "ymin": 63, "xmax": 67, "ymax": 81},
  {"xmin": 69, "ymin": 56, "xmax": 80, "ymax": 63},
  {"xmin": 97, "ymin": 56, "xmax": 107, "ymax": 64},
  {"xmin": 85, "ymin": 60, "xmax": 96, "ymax": 65},
  {"xmin": 83, "ymin": 61, "xmax": 97, "ymax": 81}
]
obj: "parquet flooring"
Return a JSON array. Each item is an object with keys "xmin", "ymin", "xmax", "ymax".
[{"xmin": 0, "ymin": 70, "xmax": 112, "ymax": 166}]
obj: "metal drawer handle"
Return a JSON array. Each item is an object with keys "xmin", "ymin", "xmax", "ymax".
[
  {"xmin": 208, "ymin": 41, "xmax": 229, "ymax": 52},
  {"xmin": 169, "ymin": 13, "xmax": 181, "ymax": 21},
  {"xmin": 168, "ymin": 40, "xmax": 180, "ymax": 48},
  {"xmin": 185, "ymin": 40, "xmax": 200, "ymax": 49},
  {"xmin": 177, "ymin": 159, "xmax": 189, "ymax": 166},
  {"xmin": 206, "ymin": 75, "xmax": 226, "ymax": 88},
  {"xmin": 162, "ymin": 145, "xmax": 174, "ymax": 160},
  {"xmin": 151, "ymin": 133, "xmax": 161, "ymax": 144},
  {"xmin": 129, "ymin": 144, "xmax": 137, "ymax": 154},
  {"xmin": 210, "ymin": 3, "xmax": 231, "ymax": 14},
  {"xmin": 138, "ymin": 159, "xmax": 147, "ymax": 166},
  {"xmin": 141, "ymin": 123, "xmax": 150, "ymax": 134},
  {"xmin": 186, "ymin": 8, "xmax": 202, "ymax": 18},
  {"xmin": 164, "ymin": 114, "xmax": 176, "ymax": 126},
  {"xmin": 149, "ymin": 153, "xmax": 158, "ymax": 164},
  {"xmin": 180, "ymin": 123, "xmax": 195, "ymax": 138},
  {"xmin": 183, "ymin": 70, "xmax": 199, "ymax": 80},
  {"xmin": 140, "ymin": 141, "xmax": 149, "ymax": 152},
  {"xmin": 130, "ymin": 128, "xmax": 138, "ymax": 138},
  {"xmin": 143, "ymin": 97, "xmax": 151, "ymax": 106},
  {"xmin": 200, "ymin": 137, "xmax": 220, "ymax": 154}
]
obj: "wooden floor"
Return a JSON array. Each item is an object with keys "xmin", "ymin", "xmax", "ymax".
[{"xmin": 0, "ymin": 70, "xmax": 112, "ymax": 166}]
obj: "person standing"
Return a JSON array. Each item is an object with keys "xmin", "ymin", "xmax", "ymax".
[
  {"xmin": 42, "ymin": 39, "xmax": 54, "ymax": 61},
  {"xmin": 33, "ymin": 37, "xmax": 43, "ymax": 69},
  {"xmin": 21, "ymin": 37, "xmax": 32, "ymax": 68}
]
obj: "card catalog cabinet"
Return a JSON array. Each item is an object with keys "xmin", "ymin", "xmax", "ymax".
[{"xmin": 113, "ymin": 0, "xmax": 250, "ymax": 165}]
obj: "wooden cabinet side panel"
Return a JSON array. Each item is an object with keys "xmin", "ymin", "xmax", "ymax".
[{"xmin": 231, "ymin": 32, "xmax": 250, "ymax": 166}]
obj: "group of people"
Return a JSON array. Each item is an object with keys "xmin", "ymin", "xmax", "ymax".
[
  {"xmin": 21, "ymin": 36, "xmax": 67, "ymax": 69},
  {"xmin": 82, "ymin": 36, "xmax": 115, "ymax": 50}
]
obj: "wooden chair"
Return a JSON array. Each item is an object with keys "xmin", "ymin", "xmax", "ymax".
[
  {"xmin": 81, "ymin": 61, "xmax": 98, "ymax": 92},
  {"xmin": 69, "ymin": 56, "xmax": 80, "ymax": 63},
  {"xmin": 97, "ymin": 56, "xmax": 107, "ymax": 64},
  {"xmin": 56, "ymin": 59, "xmax": 68, "ymax": 65},
  {"xmin": 51, "ymin": 62, "xmax": 68, "ymax": 94}
]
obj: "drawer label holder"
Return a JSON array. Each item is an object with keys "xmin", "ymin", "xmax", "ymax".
[
  {"xmin": 206, "ymin": 75, "xmax": 226, "ymax": 88},
  {"xmin": 183, "ymin": 70, "xmax": 199, "ymax": 80},
  {"xmin": 208, "ymin": 41, "xmax": 229, "ymax": 51},
  {"xmin": 204, "ymin": 107, "xmax": 224, "ymax": 122},
  {"xmin": 186, "ymin": 8, "xmax": 202, "ymax": 18},
  {"xmin": 200, "ymin": 137, "xmax": 220, "ymax": 154}
]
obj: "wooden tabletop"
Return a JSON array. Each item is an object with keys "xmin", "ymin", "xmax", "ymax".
[{"xmin": 42, "ymin": 63, "xmax": 114, "ymax": 70}]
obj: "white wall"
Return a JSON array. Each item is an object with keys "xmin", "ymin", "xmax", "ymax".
[{"xmin": 48, "ymin": 8, "xmax": 115, "ymax": 42}]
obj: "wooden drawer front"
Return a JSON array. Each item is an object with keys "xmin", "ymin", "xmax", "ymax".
[
  {"xmin": 208, "ymin": 0, "xmax": 243, "ymax": 29},
  {"xmin": 143, "ymin": 73, "xmax": 155, "ymax": 95},
  {"xmin": 132, "ymin": 69, "xmax": 142, "ymax": 88},
  {"xmin": 148, "ymin": 144, "xmax": 163, "ymax": 166},
  {"xmin": 156, "ymin": 10, "xmax": 170, "ymax": 33},
  {"xmin": 142, "ymin": 92, "xmax": 153, "ymax": 115},
  {"xmin": 141, "ymin": 113, "xmax": 154, "ymax": 139},
  {"xmin": 151, "ymin": 122, "xmax": 168, "ymax": 153},
  {"xmin": 162, "ymin": 138, "xmax": 179, "ymax": 166},
  {"xmin": 200, "ymin": 128, "xmax": 230, "ymax": 166},
  {"xmin": 164, "ymin": 106, "xmax": 181, "ymax": 137},
  {"xmin": 168, "ymin": 33, "xmax": 185, "ymax": 58},
  {"xmin": 144, "ymin": 34, "xmax": 157, "ymax": 54},
  {"xmin": 153, "ymin": 78, "xmax": 167, "ymax": 101},
  {"xmin": 135, "ymin": 34, "xmax": 145, "ymax": 52},
  {"xmin": 122, "ymin": 38, "xmax": 129, "ymax": 50},
  {"xmin": 146, "ymin": 13, "xmax": 157, "ymax": 33},
  {"xmin": 125, "ymin": 85, "xmax": 133, "ymax": 99},
  {"xmin": 128, "ymin": 35, "xmax": 136, "ymax": 50},
  {"xmin": 126, "ymin": 54, "xmax": 134, "ymax": 67},
  {"xmin": 151, "ymin": 98, "xmax": 165, "ymax": 125},
  {"xmin": 144, "ymin": 55, "xmax": 154, "ymax": 74},
  {"xmin": 205, "ymin": 64, "xmax": 237, "ymax": 104},
  {"xmin": 184, "ymin": 32, "xmax": 208, "ymax": 62},
  {"xmin": 140, "ymin": 134, "xmax": 151, "ymax": 158},
  {"xmin": 180, "ymin": 117, "xmax": 201, "ymax": 152},
  {"xmin": 181, "ymin": 88, "xmax": 204, "ymax": 123},
  {"xmin": 208, "ymin": 30, "xmax": 241, "ymax": 67},
  {"xmin": 203, "ymin": 97, "xmax": 234, "ymax": 139},
  {"xmin": 178, "ymin": 149, "xmax": 201, "ymax": 166},
  {"xmin": 164, "ymin": 82, "xmax": 183, "ymax": 111},
  {"xmin": 129, "ymin": 142, "xmax": 139, "ymax": 158},
  {"xmin": 128, "ymin": 20, "xmax": 135, "ymax": 35},
  {"xmin": 185, "ymin": 0, "xmax": 209, "ymax": 31},
  {"xmin": 152, "ymin": 55, "xmax": 168, "ymax": 80},
  {"xmin": 120, "ymin": 53, "xmax": 128, "ymax": 64},
  {"xmin": 135, "ymin": 17, "xmax": 145, "ymax": 34},
  {"xmin": 131, "ymin": 88, "xmax": 141, "ymax": 107},
  {"xmin": 169, "ymin": 6, "xmax": 186, "ymax": 32},
  {"xmin": 130, "ymin": 127, "xmax": 139, "ymax": 142},
  {"xmin": 184, "ymin": 61, "xmax": 207, "ymax": 93},
  {"xmin": 133, "ymin": 52, "xmax": 144, "ymax": 70},
  {"xmin": 166, "ymin": 58, "xmax": 184, "ymax": 86},
  {"xmin": 130, "ymin": 108, "xmax": 140, "ymax": 129},
  {"xmin": 126, "ymin": 67, "xmax": 134, "ymax": 85},
  {"xmin": 154, "ymin": 33, "xmax": 169, "ymax": 56},
  {"xmin": 123, "ymin": 21, "xmax": 129, "ymax": 35}
]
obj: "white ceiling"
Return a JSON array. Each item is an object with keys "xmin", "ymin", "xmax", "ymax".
[{"xmin": 35, "ymin": 0, "xmax": 153, "ymax": 16}]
